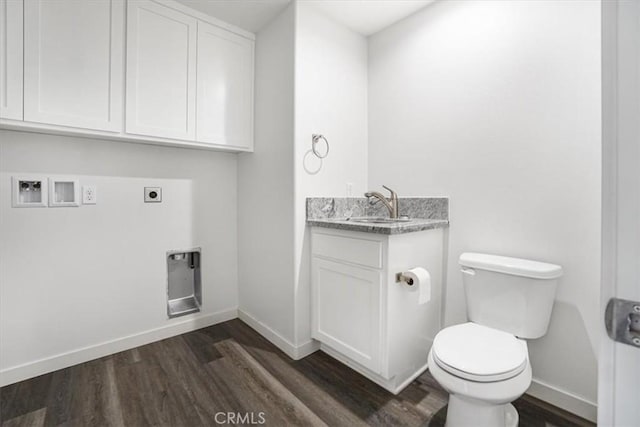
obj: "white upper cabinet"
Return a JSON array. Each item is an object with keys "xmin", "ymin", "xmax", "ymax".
[
  {"xmin": 0, "ymin": 0, "xmax": 23, "ymax": 120},
  {"xmin": 196, "ymin": 21, "xmax": 254, "ymax": 149},
  {"xmin": 1, "ymin": 0, "xmax": 255, "ymax": 152},
  {"xmin": 126, "ymin": 0, "xmax": 197, "ymax": 141},
  {"xmin": 23, "ymin": 0, "xmax": 124, "ymax": 131}
]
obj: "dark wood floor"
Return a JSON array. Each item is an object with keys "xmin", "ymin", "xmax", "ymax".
[{"xmin": 1, "ymin": 319, "xmax": 594, "ymax": 427}]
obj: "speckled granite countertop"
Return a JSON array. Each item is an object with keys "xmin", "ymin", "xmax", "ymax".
[
  {"xmin": 306, "ymin": 197, "xmax": 449, "ymax": 235},
  {"xmin": 306, "ymin": 217, "xmax": 449, "ymax": 235}
]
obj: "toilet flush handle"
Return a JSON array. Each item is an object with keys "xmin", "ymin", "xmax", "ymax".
[{"xmin": 461, "ymin": 267, "xmax": 476, "ymax": 276}]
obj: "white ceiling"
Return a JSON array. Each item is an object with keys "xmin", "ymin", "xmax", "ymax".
[
  {"xmin": 309, "ymin": 0, "xmax": 435, "ymax": 36},
  {"xmin": 173, "ymin": 0, "xmax": 435, "ymax": 36},
  {"xmin": 173, "ymin": 0, "xmax": 291, "ymax": 33}
]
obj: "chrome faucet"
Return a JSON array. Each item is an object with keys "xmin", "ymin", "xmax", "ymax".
[{"xmin": 365, "ymin": 185, "xmax": 399, "ymax": 219}]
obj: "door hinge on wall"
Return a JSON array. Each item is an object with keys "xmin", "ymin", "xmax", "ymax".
[{"xmin": 605, "ymin": 298, "xmax": 640, "ymax": 347}]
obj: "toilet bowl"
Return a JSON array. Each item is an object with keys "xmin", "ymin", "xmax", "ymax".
[
  {"xmin": 428, "ymin": 322, "xmax": 532, "ymax": 427},
  {"xmin": 429, "ymin": 253, "xmax": 562, "ymax": 427}
]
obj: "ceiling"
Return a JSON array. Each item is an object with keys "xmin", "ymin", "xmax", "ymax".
[
  {"xmin": 173, "ymin": 0, "xmax": 435, "ymax": 36},
  {"xmin": 309, "ymin": 0, "xmax": 434, "ymax": 36},
  {"xmin": 173, "ymin": 0, "xmax": 291, "ymax": 33}
]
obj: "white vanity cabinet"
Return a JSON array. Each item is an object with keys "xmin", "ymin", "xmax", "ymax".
[
  {"xmin": 311, "ymin": 227, "xmax": 444, "ymax": 393},
  {"xmin": 313, "ymin": 257, "xmax": 384, "ymax": 373},
  {"xmin": 23, "ymin": 0, "xmax": 124, "ymax": 131}
]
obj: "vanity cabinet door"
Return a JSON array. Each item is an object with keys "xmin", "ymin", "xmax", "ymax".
[
  {"xmin": 0, "ymin": 0, "xmax": 23, "ymax": 120},
  {"xmin": 196, "ymin": 21, "xmax": 254, "ymax": 149},
  {"xmin": 125, "ymin": 0, "xmax": 197, "ymax": 140},
  {"xmin": 312, "ymin": 258, "xmax": 383, "ymax": 374},
  {"xmin": 23, "ymin": 0, "xmax": 124, "ymax": 131}
]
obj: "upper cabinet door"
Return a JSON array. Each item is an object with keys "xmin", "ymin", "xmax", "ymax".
[
  {"xmin": 126, "ymin": 0, "xmax": 197, "ymax": 141},
  {"xmin": 23, "ymin": 0, "xmax": 124, "ymax": 131},
  {"xmin": 196, "ymin": 22, "xmax": 254, "ymax": 149},
  {"xmin": 0, "ymin": 0, "xmax": 23, "ymax": 120}
]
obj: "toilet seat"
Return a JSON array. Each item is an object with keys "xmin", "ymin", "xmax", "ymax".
[{"xmin": 432, "ymin": 323, "xmax": 528, "ymax": 383}]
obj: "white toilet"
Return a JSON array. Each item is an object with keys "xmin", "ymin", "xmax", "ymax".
[{"xmin": 428, "ymin": 253, "xmax": 563, "ymax": 427}]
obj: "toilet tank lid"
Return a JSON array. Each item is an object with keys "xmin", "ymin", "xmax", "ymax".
[{"xmin": 459, "ymin": 253, "xmax": 563, "ymax": 279}]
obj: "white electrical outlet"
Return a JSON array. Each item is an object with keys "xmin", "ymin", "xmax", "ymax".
[
  {"xmin": 82, "ymin": 185, "xmax": 97, "ymax": 204},
  {"xmin": 346, "ymin": 182, "xmax": 353, "ymax": 197}
]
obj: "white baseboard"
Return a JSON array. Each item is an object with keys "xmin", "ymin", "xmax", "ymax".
[
  {"xmin": 0, "ymin": 308, "xmax": 238, "ymax": 387},
  {"xmin": 237, "ymin": 309, "xmax": 319, "ymax": 360},
  {"xmin": 321, "ymin": 344, "xmax": 428, "ymax": 395},
  {"xmin": 528, "ymin": 378, "xmax": 597, "ymax": 423},
  {"xmin": 294, "ymin": 338, "xmax": 321, "ymax": 359}
]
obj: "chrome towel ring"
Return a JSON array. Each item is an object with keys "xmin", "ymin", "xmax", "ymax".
[{"xmin": 312, "ymin": 134, "xmax": 329, "ymax": 159}]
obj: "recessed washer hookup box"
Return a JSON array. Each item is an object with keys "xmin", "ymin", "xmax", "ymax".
[{"xmin": 167, "ymin": 249, "xmax": 201, "ymax": 318}]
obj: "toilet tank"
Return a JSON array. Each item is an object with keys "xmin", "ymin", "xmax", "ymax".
[{"xmin": 459, "ymin": 253, "xmax": 563, "ymax": 339}]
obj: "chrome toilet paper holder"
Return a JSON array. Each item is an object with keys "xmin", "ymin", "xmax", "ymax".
[{"xmin": 396, "ymin": 272, "xmax": 415, "ymax": 286}]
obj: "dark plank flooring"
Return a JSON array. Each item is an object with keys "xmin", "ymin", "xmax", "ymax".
[{"xmin": 0, "ymin": 319, "xmax": 595, "ymax": 427}]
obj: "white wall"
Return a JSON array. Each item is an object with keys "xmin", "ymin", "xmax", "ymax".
[
  {"xmin": 293, "ymin": 2, "xmax": 369, "ymax": 346},
  {"xmin": 0, "ymin": 130, "xmax": 238, "ymax": 385},
  {"xmin": 237, "ymin": 2, "xmax": 368, "ymax": 356},
  {"xmin": 237, "ymin": 4, "xmax": 297, "ymax": 348},
  {"xmin": 368, "ymin": 0, "xmax": 600, "ymax": 420}
]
